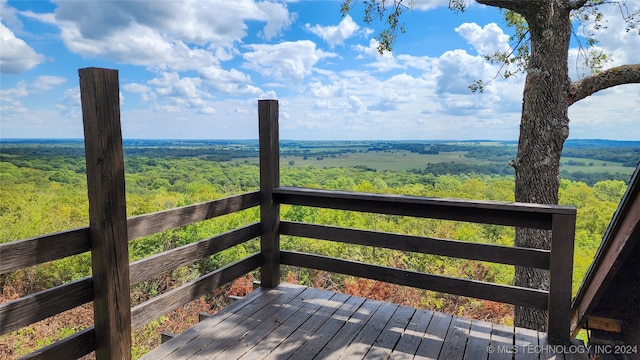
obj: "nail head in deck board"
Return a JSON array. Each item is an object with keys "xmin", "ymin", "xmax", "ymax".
[
  {"xmin": 463, "ymin": 319, "xmax": 493, "ymax": 360},
  {"xmin": 259, "ymin": 99, "xmax": 280, "ymax": 288},
  {"xmin": 390, "ymin": 308, "xmax": 435, "ymax": 359},
  {"xmin": 488, "ymin": 323, "xmax": 514, "ymax": 360},
  {"xmin": 440, "ymin": 316, "xmax": 473, "ymax": 359},
  {"xmin": 79, "ymin": 67, "xmax": 131, "ymax": 360},
  {"xmin": 415, "ymin": 310, "xmax": 454, "ymax": 359}
]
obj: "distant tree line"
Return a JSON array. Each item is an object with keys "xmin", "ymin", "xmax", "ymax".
[{"xmin": 410, "ymin": 162, "xmax": 515, "ymax": 176}]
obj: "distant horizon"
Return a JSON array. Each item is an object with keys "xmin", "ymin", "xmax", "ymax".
[{"xmin": 2, "ymin": 138, "xmax": 640, "ymax": 144}]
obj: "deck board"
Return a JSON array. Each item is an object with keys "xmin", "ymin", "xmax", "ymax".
[{"xmin": 139, "ymin": 283, "xmax": 590, "ymax": 360}]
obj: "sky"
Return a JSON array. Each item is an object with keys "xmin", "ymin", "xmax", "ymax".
[{"xmin": 1, "ymin": 0, "xmax": 639, "ymax": 141}]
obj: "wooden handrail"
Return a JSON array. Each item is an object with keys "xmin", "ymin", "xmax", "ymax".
[
  {"xmin": 274, "ymin": 187, "xmax": 576, "ymax": 344},
  {"xmin": 0, "ymin": 192, "xmax": 260, "ymax": 275},
  {"xmin": 280, "ymin": 251, "xmax": 549, "ymax": 309},
  {"xmin": 1, "ymin": 85, "xmax": 578, "ymax": 358},
  {"xmin": 0, "ymin": 228, "xmax": 91, "ymax": 274},
  {"xmin": 274, "ymin": 186, "xmax": 575, "ymax": 229},
  {"xmin": 280, "ymin": 221, "xmax": 551, "ymax": 269}
]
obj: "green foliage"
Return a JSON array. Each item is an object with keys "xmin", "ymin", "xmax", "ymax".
[{"xmin": 0, "ymin": 141, "xmax": 631, "ymax": 335}]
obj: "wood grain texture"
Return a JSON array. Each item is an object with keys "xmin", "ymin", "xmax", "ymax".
[
  {"xmin": 0, "ymin": 192, "xmax": 259, "ymax": 275},
  {"xmin": 281, "ymin": 251, "xmax": 549, "ymax": 309},
  {"xmin": 547, "ymin": 213, "xmax": 577, "ymax": 344},
  {"xmin": 0, "ymin": 227, "xmax": 90, "ymax": 274},
  {"xmin": 19, "ymin": 327, "xmax": 96, "ymax": 360},
  {"xmin": 79, "ymin": 67, "xmax": 131, "ymax": 360},
  {"xmin": 127, "ymin": 192, "xmax": 259, "ymax": 241},
  {"xmin": 139, "ymin": 284, "xmax": 568, "ymax": 360},
  {"xmin": 259, "ymin": 99, "xmax": 280, "ymax": 288},
  {"xmin": 414, "ymin": 310, "xmax": 453, "ymax": 359},
  {"xmin": 131, "ymin": 253, "xmax": 261, "ymax": 329},
  {"xmin": 463, "ymin": 320, "xmax": 493, "ymax": 360},
  {"xmin": 439, "ymin": 316, "xmax": 472, "ymax": 359},
  {"xmin": 129, "ymin": 223, "xmax": 260, "ymax": 285},
  {"xmin": 274, "ymin": 186, "xmax": 576, "ymax": 229},
  {"xmin": 0, "ymin": 277, "xmax": 93, "ymax": 336},
  {"xmin": 280, "ymin": 221, "xmax": 551, "ymax": 269}
]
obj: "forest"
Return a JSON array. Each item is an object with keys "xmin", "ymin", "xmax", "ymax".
[{"xmin": 0, "ymin": 139, "xmax": 637, "ymax": 358}]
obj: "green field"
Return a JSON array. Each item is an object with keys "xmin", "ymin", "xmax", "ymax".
[
  {"xmin": 560, "ymin": 157, "xmax": 634, "ymax": 175},
  {"xmin": 280, "ymin": 150, "xmax": 494, "ymax": 170}
]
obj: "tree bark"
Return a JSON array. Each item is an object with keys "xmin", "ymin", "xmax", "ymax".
[
  {"xmin": 505, "ymin": 1, "xmax": 573, "ymax": 331},
  {"xmin": 455, "ymin": 1, "xmax": 571, "ymax": 333}
]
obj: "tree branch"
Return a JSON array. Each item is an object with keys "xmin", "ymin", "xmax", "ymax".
[
  {"xmin": 569, "ymin": 0, "xmax": 589, "ymax": 10},
  {"xmin": 568, "ymin": 64, "xmax": 640, "ymax": 106},
  {"xmin": 475, "ymin": 0, "xmax": 540, "ymax": 13}
]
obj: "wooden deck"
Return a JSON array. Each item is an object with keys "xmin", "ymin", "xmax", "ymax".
[{"xmin": 140, "ymin": 283, "xmax": 589, "ymax": 360}]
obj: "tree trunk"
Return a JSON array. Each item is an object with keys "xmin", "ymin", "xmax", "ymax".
[{"xmin": 512, "ymin": 2, "xmax": 572, "ymax": 331}]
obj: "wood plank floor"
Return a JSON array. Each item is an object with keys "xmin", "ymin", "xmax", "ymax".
[{"xmin": 139, "ymin": 283, "xmax": 590, "ymax": 360}]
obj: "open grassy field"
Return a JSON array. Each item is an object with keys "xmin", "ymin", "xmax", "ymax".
[
  {"xmin": 560, "ymin": 157, "xmax": 635, "ymax": 175},
  {"xmin": 280, "ymin": 150, "xmax": 496, "ymax": 171}
]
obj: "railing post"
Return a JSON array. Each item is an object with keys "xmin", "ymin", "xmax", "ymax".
[
  {"xmin": 547, "ymin": 212, "xmax": 576, "ymax": 345},
  {"xmin": 259, "ymin": 100, "xmax": 280, "ymax": 288},
  {"xmin": 79, "ymin": 67, "xmax": 132, "ymax": 360}
]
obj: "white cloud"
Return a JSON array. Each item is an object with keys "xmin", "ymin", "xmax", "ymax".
[
  {"xmin": 0, "ymin": 80, "xmax": 28, "ymax": 98},
  {"xmin": 436, "ymin": 49, "xmax": 490, "ymax": 94},
  {"xmin": 53, "ymin": 0, "xmax": 295, "ymax": 71},
  {"xmin": 305, "ymin": 15, "xmax": 361, "ymax": 48},
  {"xmin": 413, "ymin": 0, "xmax": 453, "ymax": 11},
  {"xmin": 0, "ymin": 22, "xmax": 45, "ymax": 73},
  {"xmin": 256, "ymin": 1, "xmax": 295, "ymax": 39},
  {"xmin": 33, "ymin": 76, "xmax": 66, "ymax": 91},
  {"xmin": 455, "ymin": 22, "xmax": 510, "ymax": 55},
  {"xmin": 123, "ymin": 83, "xmax": 151, "ymax": 93},
  {"xmin": 243, "ymin": 40, "xmax": 337, "ymax": 83},
  {"xmin": 199, "ymin": 66, "xmax": 262, "ymax": 95},
  {"xmin": 56, "ymin": 87, "xmax": 81, "ymax": 119},
  {"xmin": 352, "ymin": 39, "xmax": 402, "ymax": 71},
  {"xmin": 310, "ymin": 80, "xmax": 347, "ymax": 98},
  {"xmin": 18, "ymin": 10, "xmax": 56, "ymax": 25}
]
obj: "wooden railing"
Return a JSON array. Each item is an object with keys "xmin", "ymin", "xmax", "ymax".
[
  {"xmin": 0, "ymin": 68, "xmax": 263, "ymax": 360},
  {"xmin": 273, "ymin": 187, "xmax": 576, "ymax": 344},
  {"xmin": 0, "ymin": 194, "xmax": 261, "ymax": 359},
  {"xmin": 0, "ymin": 68, "xmax": 577, "ymax": 360}
]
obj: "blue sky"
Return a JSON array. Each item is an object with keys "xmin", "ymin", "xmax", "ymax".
[{"xmin": 1, "ymin": 0, "xmax": 639, "ymax": 140}]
